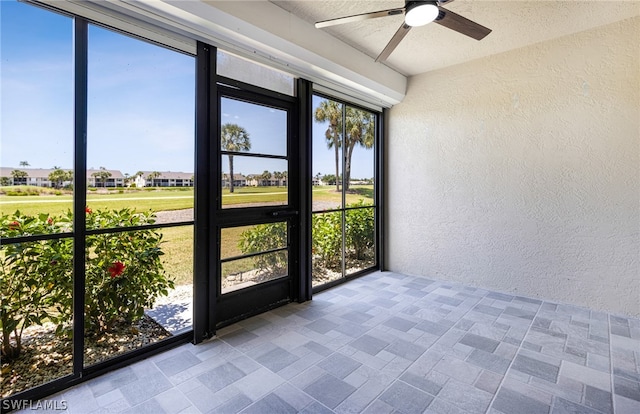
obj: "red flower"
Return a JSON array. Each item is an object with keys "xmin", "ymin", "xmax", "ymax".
[
  {"xmin": 85, "ymin": 206, "xmax": 92, "ymax": 214},
  {"xmin": 108, "ymin": 261, "xmax": 125, "ymax": 278},
  {"xmin": 8, "ymin": 221, "xmax": 20, "ymax": 230},
  {"xmin": 47, "ymin": 217, "xmax": 54, "ymax": 225}
]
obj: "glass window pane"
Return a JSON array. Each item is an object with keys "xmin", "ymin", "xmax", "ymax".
[
  {"xmin": 1, "ymin": 238, "xmax": 73, "ymax": 397},
  {"xmin": 146, "ymin": 225, "xmax": 193, "ymax": 334},
  {"xmin": 221, "ymin": 156, "xmax": 288, "ymax": 208},
  {"xmin": 83, "ymin": 228, "xmax": 182, "ymax": 366},
  {"xmin": 87, "ymin": 24, "xmax": 195, "ymax": 228},
  {"xmin": 221, "ymin": 98, "xmax": 287, "ymax": 157},
  {"xmin": 222, "ymin": 252, "xmax": 288, "ymax": 294},
  {"xmin": 221, "ymin": 223, "xmax": 288, "ymax": 294},
  {"xmin": 312, "ymin": 96, "xmax": 343, "ymax": 211},
  {"xmin": 221, "ymin": 223, "xmax": 287, "ymax": 260},
  {"xmin": 217, "ymin": 50, "xmax": 294, "ymax": 96},
  {"xmin": 345, "ymin": 106, "xmax": 375, "ymax": 208},
  {"xmin": 0, "ymin": 0, "xmax": 73, "ymax": 235},
  {"xmin": 311, "ymin": 211, "xmax": 343, "ymax": 288},
  {"xmin": 345, "ymin": 207, "xmax": 376, "ymax": 276}
]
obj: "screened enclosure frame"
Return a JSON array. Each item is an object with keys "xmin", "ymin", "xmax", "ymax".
[
  {"xmin": 309, "ymin": 92, "xmax": 385, "ymax": 294},
  {"xmin": 1, "ymin": 1, "xmax": 384, "ymax": 404}
]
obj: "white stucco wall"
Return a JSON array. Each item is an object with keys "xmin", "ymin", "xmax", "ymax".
[{"xmin": 387, "ymin": 17, "xmax": 640, "ymax": 317}]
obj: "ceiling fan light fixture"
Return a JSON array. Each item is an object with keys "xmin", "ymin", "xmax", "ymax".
[{"xmin": 405, "ymin": 1, "xmax": 439, "ymax": 27}]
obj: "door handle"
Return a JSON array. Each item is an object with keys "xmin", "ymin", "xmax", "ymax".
[{"xmin": 270, "ymin": 210, "xmax": 299, "ymax": 218}]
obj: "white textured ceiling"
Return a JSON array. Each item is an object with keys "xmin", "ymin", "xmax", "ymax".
[{"xmin": 270, "ymin": 1, "xmax": 640, "ymax": 76}]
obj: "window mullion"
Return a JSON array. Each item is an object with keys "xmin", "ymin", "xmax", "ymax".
[{"xmin": 72, "ymin": 16, "xmax": 89, "ymax": 374}]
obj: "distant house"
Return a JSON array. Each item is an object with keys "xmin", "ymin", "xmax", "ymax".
[
  {"xmin": 87, "ymin": 169, "xmax": 125, "ymax": 188},
  {"xmin": 222, "ymin": 173, "xmax": 246, "ymax": 188},
  {"xmin": 0, "ymin": 167, "xmax": 133, "ymax": 188},
  {"xmin": 0, "ymin": 167, "xmax": 72, "ymax": 187},
  {"xmin": 134, "ymin": 171, "xmax": 194, "ymax": 188},
  {"xmin": 245, "ymin": 174, "xmax": 286, "ymax": 187},
  {"xmin": 245, "ymin": 174, "xmax": 260, "ymax": 187}
]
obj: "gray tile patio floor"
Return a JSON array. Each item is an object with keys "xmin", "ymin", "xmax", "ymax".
[{"xmin": 25, "ymin": 271, "xmax": 640, "ymax": 413}]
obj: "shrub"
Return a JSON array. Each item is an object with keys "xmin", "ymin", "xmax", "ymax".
[
  {"xmin": 309, "ymin": 202, "xmax": 375, "ymax": 271},
  {"xmin": 82, "ymin": 208, "xmax": 173, "ymax": 333},
  {"xmin": 345, "ymin": 201, "xmax": 375, "ymax": 260},
  {"xmin": 0, "ymin": 212, "xmax": 73, "ymax": 359},
  {"xmin": 238, "ymin": 222, "xmax": 287, "ymax": 275},
  {"xmin": 312, "ymin": 211, "xmax": 342, "ymax": 270},
  {"xmin": 0, "ymin": 208, "xmax": 173, "ymax": 357}
]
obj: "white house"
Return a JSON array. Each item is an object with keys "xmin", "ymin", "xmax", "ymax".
[{"xmin": 133, "ymin": 171, "xmax": 194, "ymax": 187}]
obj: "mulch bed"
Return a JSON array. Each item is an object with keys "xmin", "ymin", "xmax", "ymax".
[{"xmin": 1, "ymin": 316, "xmax": 171, "ymax": 398}]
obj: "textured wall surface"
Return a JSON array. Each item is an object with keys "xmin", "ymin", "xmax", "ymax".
[{"xmin": 387, "ymin": 17, "xmax": 640, "ymax": 317}]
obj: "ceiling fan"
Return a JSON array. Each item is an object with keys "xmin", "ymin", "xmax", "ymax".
[{"xmin": 315, "ymin": 0, "xmax": 491, "ymax": 63}]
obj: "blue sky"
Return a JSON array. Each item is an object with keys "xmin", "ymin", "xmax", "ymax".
[{"xmin": 1, "ymin": 0, "xmax": 374, "ymax": 179}]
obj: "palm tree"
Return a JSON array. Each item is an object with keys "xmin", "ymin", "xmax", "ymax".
[
  {"xmin": 273, "ymin": 171, "xmax": 283, "ymax": 187},
  {"xmin": 314, "ymin": 100, "xmax": 343, "ymax": 192},
  {"xmin": 344, "ymin": 107, "xmax": 375, "ymax": 192},
  {"xmin": 221, "ymin": 123, "xmax": 251, "ymax": 193},
  {"xmin": 147, "ymin": 171, "xmax": 161, "ymax": 187},
  {"xmin": 261, "ymin": 170, "xmax": 272, "ymax": 186},
  {"xmin": 48, "ymin": 166, "xmax": 72, "ymax": 189},
  {"xmin": 91, "ymin": 167, "xmax": 112, "ymax": 188},
  {"xmin": 11, "ymin": 169, "xmax": 28, "ymax": 185}
]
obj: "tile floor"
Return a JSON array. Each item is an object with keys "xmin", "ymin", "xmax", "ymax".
[{"xmin": 23, "ymin": 271, "xmax": 640, "ymax": 414}]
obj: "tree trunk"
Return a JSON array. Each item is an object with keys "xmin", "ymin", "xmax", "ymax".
[
  {"xmin": 345, "ymin": 142, "xmax": 356, "ymax": 193},
  {"xmin": 333, "ymin": 134, "xmax": 340, "ymax": 192},
  {"xmin": 229, "ymin": 155, "xmax": 235, "ymax": 193}
]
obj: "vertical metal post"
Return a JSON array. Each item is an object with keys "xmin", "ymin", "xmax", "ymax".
[
  {"xmin": 296, "ymin": 79, "xmax": 313, "ymax": 301},
  {"xmin": 377, "ymin": 108, "xmax": 386, "ymax": 270},
  {"xmin": 341, "ymin": 104, "xmax": 347, "ymax": 279},
  {"xmin": 72, "ymin": 17, "xmax": 88, "ymax": 373},
  {"xmin": 193, "ymin": 41, "xmax": 216, "ymax": 343}
]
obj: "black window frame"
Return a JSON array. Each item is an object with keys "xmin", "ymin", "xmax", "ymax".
[
  {"xmin": 1, "ymin": 1, "xmax": 385, "ymax": 404},
  {"xmin": 310, "ymin": 93, "xmax": 384, "ymax": 294}
]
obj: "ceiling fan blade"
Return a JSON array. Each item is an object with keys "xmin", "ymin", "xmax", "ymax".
[
  {"xmin": 435, "ymin": 7, "xmax": 491, "ymax": 40},
  {"xmin": 376, "ymin": 23, "xmax": 412, "ymax": 63},
  {"xmin": 316, "ymin": 7, "xmax": 404, "ymax": 29}
]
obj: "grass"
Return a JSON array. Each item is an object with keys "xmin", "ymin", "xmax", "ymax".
[
  {"xmin": 1, "ymin": 185, "xmax": 374, "ymax": 287},
  {"xmin": 313, "ymin": 185, "xmax": 375, "ymax": 206},
  {"xmin": 159, "ymin": 226, "xmax": 194, "ymax": 286}
]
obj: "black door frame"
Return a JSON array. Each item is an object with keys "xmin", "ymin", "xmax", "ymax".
[
  {"xmin": 214, "ymin": 83, "xmax": 298, "ymax": 328},
  {"xmin": 193, "ymin": 43, "xmax": 312, "ymax": 341}
]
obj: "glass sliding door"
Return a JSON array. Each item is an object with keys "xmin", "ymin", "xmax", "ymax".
[{"xmin": 311, "ymin": 95, "xmax": 378, "ymax": 289}]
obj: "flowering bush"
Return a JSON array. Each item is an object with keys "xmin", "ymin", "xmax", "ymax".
[
  {"xmin": 82, "ymin": 208, "xmax": 173, "ymax": 333},
  {"xmin": 0, "ymin": 208, "xmax": 173, "ymax": 358},
  {"xmin": 0, "ymin": 212, "xmax": 73, "ymax": 358}
]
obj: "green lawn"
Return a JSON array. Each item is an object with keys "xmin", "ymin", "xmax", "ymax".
[
  {"xmin": 0, "ymin": 185, "xmax": 374, "ymax": 217},
  {"xmin": 1, "ymin": 185, "xmax": 374, "ymax": 287}
]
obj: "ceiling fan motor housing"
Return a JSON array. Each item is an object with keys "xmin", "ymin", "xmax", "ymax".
[{"xmin": 405, "ymin": 1, "xmax": 440, "ymax": 27}]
